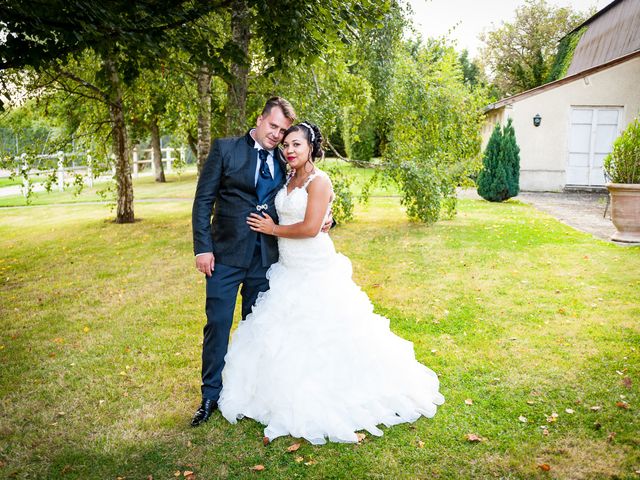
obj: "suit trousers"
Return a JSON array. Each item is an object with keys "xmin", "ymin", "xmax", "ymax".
[{"xmin": 201, "ymin": 242, "xmax": 270, "ymax": 401}]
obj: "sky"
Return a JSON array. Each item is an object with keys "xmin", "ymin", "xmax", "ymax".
[{"xmin": 407, "ymin": 0, "xmax": 613, "ymax": 57}]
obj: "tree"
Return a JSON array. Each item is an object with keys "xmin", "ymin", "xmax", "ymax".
[
  {"xmin": 383, "ymin": 38, "xmax": 488, "ymax": 223},
  {"xmin": 477, "ymin": 119, "xmax": 520, "ymax": 202},
  {"xmin": 0, "ymin": 1, "xmax": 223, "ymax": 222},
  {"xmin": 479, "ymin": 0, "xmax": 591, "ymax": 96}
]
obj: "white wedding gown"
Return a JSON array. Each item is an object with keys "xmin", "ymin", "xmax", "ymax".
[{"xmin": 218, "ymin": 170, "xmax": 444, "ymax": 445}]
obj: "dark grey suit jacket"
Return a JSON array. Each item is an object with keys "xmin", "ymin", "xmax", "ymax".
[{"xmin": 192, "ymin": 132, "xmax": 287, "ymax": 268}]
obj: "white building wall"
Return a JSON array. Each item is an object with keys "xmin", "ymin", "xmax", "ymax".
[{"xmin": 482, "ymin": 56, "xmax": 640, "ymax": 191}]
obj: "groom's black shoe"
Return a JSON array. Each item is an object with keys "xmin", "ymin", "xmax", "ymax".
[{"xmin": 190, "ymin": 398, "xmax": 217, "ymax": 427}]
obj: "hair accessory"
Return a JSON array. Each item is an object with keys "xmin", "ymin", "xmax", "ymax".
[{"xmin": 299, "ymin": 122, "xmax": 315, "ymax": 142}]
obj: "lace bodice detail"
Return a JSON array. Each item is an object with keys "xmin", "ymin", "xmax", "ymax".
[{"xmin": 274, "ymin": 170, "xmax": 335, "ymax": 268}]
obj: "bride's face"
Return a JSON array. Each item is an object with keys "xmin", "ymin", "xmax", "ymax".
[{"xmin": 282, "ymin": 130, "xmax": 311, "ymax": 170}]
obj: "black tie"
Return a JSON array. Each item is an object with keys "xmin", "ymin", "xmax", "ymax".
[{"xmin": 258, "ymin": 149, "xmax": 271, "ymax": 180}]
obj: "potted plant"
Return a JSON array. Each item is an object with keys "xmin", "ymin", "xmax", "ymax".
[{"xmin": 604, "ymin": 117, "xmax": 640, "ymax": 243}]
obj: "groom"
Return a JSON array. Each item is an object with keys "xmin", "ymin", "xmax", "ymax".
[{"xmin": 190, "ymin": 97, "xmax": 296, "ymax": 426}]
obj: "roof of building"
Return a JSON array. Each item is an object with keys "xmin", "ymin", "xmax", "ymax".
[
  {"xmin": 564, "ymin": 0, "xmax": 640, "ymax": 75},
  {"xmin": 484, "ymin": 49, "xmax": 640, "ymax": 112}
]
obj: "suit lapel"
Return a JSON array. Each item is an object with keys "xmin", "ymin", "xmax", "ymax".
[{"xmin": 243, "ymin": 132, "xmax": 258, "ymax": 191}]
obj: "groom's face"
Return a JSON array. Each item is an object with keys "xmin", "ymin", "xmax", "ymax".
[{"xmin": 254, "ymin": 106, "xmax": 292, "ymax": 150}]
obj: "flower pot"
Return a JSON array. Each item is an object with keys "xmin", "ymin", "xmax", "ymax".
[{"xmin": 606, "ymin": 183, "xmax": 640, "ymax": 243}]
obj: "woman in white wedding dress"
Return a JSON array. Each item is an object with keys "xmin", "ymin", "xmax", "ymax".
[{"xmin": 217, "ymin": 122, "xmax": 444, "ymax": 445}]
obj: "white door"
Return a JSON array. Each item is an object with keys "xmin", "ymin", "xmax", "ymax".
[{"xmin": 567, "ymin": 107, "xmax": 621, "ymax": 186}]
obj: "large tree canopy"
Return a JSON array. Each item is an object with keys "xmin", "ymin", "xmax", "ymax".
[{"xmin": 478, "ymin": 0, "xmax": 591, "ymax": 96}]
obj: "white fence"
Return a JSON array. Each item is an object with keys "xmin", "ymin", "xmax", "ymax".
[{"xmin": 3, "ymin": 146, "xmax": 187, "ymax": 196}]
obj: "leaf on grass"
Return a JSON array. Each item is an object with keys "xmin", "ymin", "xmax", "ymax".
[
  {"xmin": 615, "ymin": 401, "xmax": 629, "ymax": 409},
  {"xmin": 538, "ymin": 464, "xmax": 551, "ymax": 471},
  {"xmin": 607, "ymin": 432, "xmax": 616, "ymax": 443},
  {"xmin": 294, "ymin": 456, "xmax": 304, "ymax": 463},
  {"xmin": 464, "ymin": 399, "xmax": 473, "ymax": 405},
  {"xmin": 356, "ymin": 432, "xmax": 366, "ymax": 442},
  {"xmin": 262, "ymin": 436, "xmax": 269, "ymax": 446},
  {"xmin": 542, "ymin": 428, "xmax": 549, "ymax": 436},
  {"xmin": 565, "ymin": 408, "xmax": 574, "ymax": 414},
  {"xmin": 174, "ymin": 472, "xmax": 181, "ymax": 477},
  {"xmin": 183, "ymin": 471, "xmax": 194, "ymax": 477},
  {"xmin": 286, "ymin": 443, "xmax": 301, "ymax": 453},
  {"xmin": 464, "ymin": 433, "xmax": 482, "ymax": 443},
  {"xmin": 518, "ymin": 416, "xmax": 527, "ymax": 423},
  {"xmin": 590, "ymin": 406, "xmax": 602, "ymax": 411},
  {"xmin": 526, "ymin": 400, "xmax": 535, "ymax": 405},
  {"xmin": 250, "ymin": 465, "xmax": 265, "ymax": 471},
  {"xmin": 304, "ymin": 460, "xmax": 317, "ymax": 466},
  {"xmin": 417, "ymin": 440, "xmax": 425, "ymax": 448},
  {"xmin": 622, "ymin": 377, "xmax": 632, "ymax": 389}
]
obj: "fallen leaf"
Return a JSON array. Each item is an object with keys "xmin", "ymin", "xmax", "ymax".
[
  {"xmin": 465, "ymin": 433, "xmax": 482, "ymax": 442},
  {"xmin": 294, "ymin": 456, "xmax": 304, "ymax": 463},
  {"xmin": 417, "ymin": 440, "xmax": 425, "ymax": 448},
  {"xmin": 464, "ymin": 399, "xmax": 473, "ymax": 405},
  {"xmin": 565, "ymin": 408, "xmax": 574, "ymax": 414},
  {"xmin": 590, "ymin": 406, "xmax": 602, "ymax": 411},
  {"xmin": 622, "ymin": 377, "xmax": 632, "ymax": 389},
  {"xmin": 304, "ymin": 460, "xmax": 317, "ymax": 466},
  {"xmin": 356, "ymin": 432, "xmax": 366, "ymax": 442},
  {"xmin": 518, "ymin": 416, "xmax": 527, "ymax": 423},
  {"xmin": 183, "ymin": 471, "xmax": 194, "ymax": 477},
  {"xmin": 250, "ymin": 465, "xmax": 265, "ymax": 471},
  {"xmin": 538, "ymin": 464, "xmax": 551, "ymax": 471},
  {"xmin": 526, "ymin": 400, "xmax": 535, "ymax": 405},
  {"xmin": 607, "ymin": 432, "xmax": 616, "ymax": 443},
  {"xmin": 174, "ymin": 472, "xmax": 181, "ymax": 477},
  {"xmin": 542, "ymin": 428, "xmax": 549, "ymax": 436},
  {"xmin": 615, "ymin": 401, "xmax": 629, "ymax": 409},
  {"xmin": 262, "ymin": 436, "xmax": 269, "ymax": 446},
  {"xmin": 286, "ymin": 443, "xmax": 301, "ymax": 453}
]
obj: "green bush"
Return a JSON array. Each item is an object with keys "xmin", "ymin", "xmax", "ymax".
[
  {"xmin": 477, "ymin": 119, "xmax": 520, "ymax": 202},
  {"xmin": 604, "ymin": 117, "xmax": 640, "ymax": 184}
]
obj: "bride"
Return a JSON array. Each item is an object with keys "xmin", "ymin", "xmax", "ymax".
[{"xmin": 217, "ymin": 122, "xmax": 444, "ymax": 445}]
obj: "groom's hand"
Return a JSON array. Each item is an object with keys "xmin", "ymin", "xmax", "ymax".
[
  {"xmin": 196, "ymin": 253, "xmax": 215, "ymax": 277},
  {"xmin": 321, "ymin": 212, "xmax": 334, "ymax": 233}
]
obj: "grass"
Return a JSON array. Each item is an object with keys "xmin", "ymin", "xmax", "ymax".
[{"xmin": 0, "ymin": 170, "xmax": 639, "ymax": 479}]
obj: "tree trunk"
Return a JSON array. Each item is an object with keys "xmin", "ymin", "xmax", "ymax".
[
  {"xmin": 150, "ymin": 115, "xmax": 166, "ymax": 182},
  {"xmin": 104, "ymin": 52, "xmax": 134, "ymax": 223},
  {"xmin": 225, "ymin": 0, "xmax": 250, "ymax": 136},
  {"xmin": 196, "ymin": 65, "xmax": 212, "ymax": 176},
  {"xmin": 187, "ymin": 130, "xmax": 198, "ymax": 159}
]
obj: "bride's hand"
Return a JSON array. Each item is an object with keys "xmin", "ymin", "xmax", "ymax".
[{"xmin": 247, "ymin": 212, "xmax": 277, "ymax": 235}]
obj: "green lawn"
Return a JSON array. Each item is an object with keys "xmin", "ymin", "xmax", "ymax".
[{"xmin": 0, "ymin": 174, "xmax": 639, "ymax": 479}]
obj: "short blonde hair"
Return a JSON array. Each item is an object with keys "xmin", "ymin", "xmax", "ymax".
[{"xmin": 261, "ymin": 97, "xmax": 296, "ymax": 122}]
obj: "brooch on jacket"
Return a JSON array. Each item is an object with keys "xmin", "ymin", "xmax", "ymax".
[{"xmin": 256, "ymin": 203, "xmax": 268, "ymax": 212}]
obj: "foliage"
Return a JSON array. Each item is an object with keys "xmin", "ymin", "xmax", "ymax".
[
  {"xmin": 479, "ymin": 0, "xmax": 591, "ymax": 96},
  {"xmin": 323, "ymin": 164, "xmax": 355, "ymax": 223},
  {"xmin": 547, "ymin": 26, "xmax": 587, "ymax": 82},
  {"xmin": 604, "ymin": 117, "xmax": 640, "ymax": 184},
  {"xmin": 383, "ymin": 39, "xmax": 488, "ymax": 223},
  {"xmin": 477, "ymin": 119, "xmax": 521, "ymax": 202}
]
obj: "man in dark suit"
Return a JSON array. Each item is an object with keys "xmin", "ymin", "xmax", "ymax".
[{"xmin": 190, "ymin": 97, "xmax": 295, "ymax": 426}]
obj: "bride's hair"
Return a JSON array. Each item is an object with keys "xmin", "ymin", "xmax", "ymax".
[{"xmin": 283, "ymin": 121, "xmax": 324, "ymax": 161}]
